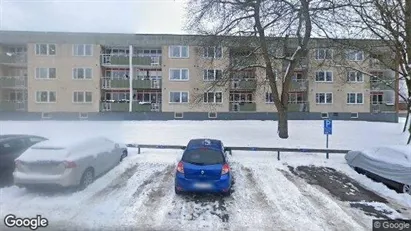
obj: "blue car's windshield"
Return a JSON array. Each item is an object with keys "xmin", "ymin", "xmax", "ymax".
[{"xmin": 182, "ymin": 149, "xmax": 224, "ymax": 165}]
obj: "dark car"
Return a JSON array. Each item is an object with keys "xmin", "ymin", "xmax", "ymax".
[
  {"xmin": 174, "ymin": 138, "xmax": 233, "ymax": 196},
  {"xmin": 0, "ymin": 134, "xmax": 48, "ymax": 170}
]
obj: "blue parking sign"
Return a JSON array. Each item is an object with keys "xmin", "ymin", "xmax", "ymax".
[{"xmin": 324, "ymin": 119, "xmax": 332, "ymax": 135}]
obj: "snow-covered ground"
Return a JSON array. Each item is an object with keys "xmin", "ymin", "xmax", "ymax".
[{"xmin": 0, "ymin": 119, "xmax": 410, "ymax": 231}]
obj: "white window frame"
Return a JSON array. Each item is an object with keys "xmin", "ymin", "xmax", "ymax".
[
  {"xmin": 35, "ymin": 44, "xmax": 56, "ymax": 56},
  {"xmin": 315, "ymin": 71, "xmax": 333, "ymax": 82},
  {"xmin": 350, "ymin": 112, "xmax": 359, "ymax": 118},
  {"xmin": 315, "ymin": 48, "xmax": 333, "ymax": 60},
  {"xmin": 346, "ymin": 50, "xmax": 364, "ymax": 61},
  {"xmin": 169, "ymin": 68, "xmax": 189, "ymax": 81},
  {"xmin": 35, "ymin": 67, "xmax": 56, "ymax": 79},
  {"xmin": 72, "ymin": 44, "xmax": 93, "ymax": 56},
  {"xmin": 169, "ymin": 91, "xmax": 189, "ymax": 103},
  {"xmin": 72, "ymin": 67, "xmax": 93, "ymax": 80},
  {"xmin": 346, "ymin": 92, "xmax": 364, "ymax": 104},
  {"xmin": 203, "ymin": 92, "xmax": 223, "ymax": 104},
  {"xmin": 168, "ymin": 45, "xmax": 189, "ymax": 58},
  {"xmin": 72, "ymin": 91, "xmax": 93, "ymax": 103},
  {"xmin": 208, "ymin": 112, "xmax": 218, "ymax": 118},
  {"xmin": 347, "ymin": 71, "xmax": 364, "ymax": 82},
  {"xmin": 315, "ymin": 92, "xmax": 333, "ymax": 104},
  {"xmin": 35, "ymin": 91, "xmax": 57, "ymax": 103},
  {"xmin": 203, "ymin": 69, "xmax": 222, "ymax": 81},
  {"xmin": 203, "ymin": 46, "xmax": 223, "ymax": 59},
  {"xmin": 174, "ymin": 112, "xmax": 184, "ymax": 118}
]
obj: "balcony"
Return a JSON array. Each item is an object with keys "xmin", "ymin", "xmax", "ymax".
[
  {"xmin": 230, "ymin": 79, "xmax": 257, "ymax": 90},
  {"xmin": 101, "ymin": 55, "xmax": 161, "ymax": 67},
  {"xmin": 289, "ymin": 80, "xmax": 308, "ymax": 91},
  {"xmin": 370, "ymin": 80, "xmax": 394, "ymax": 91},
  {"xmin": 229, "ymin": 102, "xmax": 256, "ymax": 112},
  {"xmin": 0, "ymin": 53, "xmax": 27, "ymax": 66},
  {"xmin": 100, "ymin": 102, "xmax": 161, "ymax": 112},
  {"xmin": 370, "ymin": 102, "xmax": 395, "ymax": 112},
  {"xmin": 0, "ymin": 101, "xmax": 26, "ymax": 111},
  {"xmin": 288, "ymin": 102, "xmax": 309, "ymax": 112},
  {"xmin": 230, "ymin": 56, "xmax": 257, "ymax": 68},
  {"xmin": 0, "ymin": 76, "xmax": 27, "ymax": 88},
  {"xmin": 101, "ymin": 78, "xmax": 161, "ymax": 89}
]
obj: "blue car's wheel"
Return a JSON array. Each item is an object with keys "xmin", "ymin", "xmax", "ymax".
[{"xmin": 175, "ymin": 186, "xmax": 182, "ymax": 195}]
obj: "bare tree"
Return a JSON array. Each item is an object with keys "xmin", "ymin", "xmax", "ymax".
[
  {"xmin": 326, "ymin": 0, "xmax": 411, "ymax": 143},
  {"xmin": 185, "ymin": 0, "xmax": 347, "ymax": 139}
]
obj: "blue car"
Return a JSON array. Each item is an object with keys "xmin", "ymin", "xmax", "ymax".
[{"xmin": 174, "ymin": 138, "xmax": 232, "ymax": 196}]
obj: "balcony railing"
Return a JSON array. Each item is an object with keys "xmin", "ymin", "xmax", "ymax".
[
  {"xmin": 230, "ymin": 79, "xmax": 257, "ymax": 90},
  {"xmin": 370, "ymin": 102, "xmax": 395, "ymax": 112},
  {"xmin": 0, "ymin": 53, "xmax": 27, "ymax": 64},
  {"xmin": 100, "ymin": 101, "xmax": 161, "ymax": 112},
  {"xmin": 101, "ymin": 55, "xmax": 161, "ymax": 67},
  {"xmin": 229, "ymin": 102, "xmax": 256, "ymax": 112},
  {"xmin": 288, "ymin": 102, "xmax": 309, "ymax": 112},
  {"xmin": 101, "ymin": 78, "xmax": 161, "ymax": 89},
  {"xmin": 0, "ymin": 76, "xmax": 27, "ymax": 88},
  {"xmin": 289, "ymin": 80, "xmax": 308, "ymax": 91},
  {"xmin": 370, "ymin": 80, "xmax": 395, "ymax": 91},
  {"xmin": 0, "ymin": 100, "xmax": 26, "ymax": 111}
]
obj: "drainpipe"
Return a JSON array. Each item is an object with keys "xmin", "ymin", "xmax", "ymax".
[{"xmin": 129, "ymin": 45, "xmax": 133, "ymax": 112}]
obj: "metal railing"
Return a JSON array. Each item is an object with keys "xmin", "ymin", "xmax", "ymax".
[{"xmin": 126, "ymin": 144, "xmax": 350, "ymax": 160}]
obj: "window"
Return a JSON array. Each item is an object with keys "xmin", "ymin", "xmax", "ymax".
[
  {"xmin": 79, "ymin": 112, "xmax": 89, "ymax": 119},
  {"xmin": 182, "ymin": 149, "xmax": 224, "ymax": 165},
  {"xmin": 35, "ymin": 68, "xmax": 56, "ymax": 79},
  {"xmin": 73, "ymin": 44, "xmax": 93, "ymax": 56},
  {"xmin": 371, "ymin": 93, "xmax": 384, "ymax": 104},
  {"xmin": 208, "ymin": 112, "xmax": 217, "ymax": 118},
  {"xmin": 315, "ymin": 48, "xmax": 333, "ymax": 60},
  {"xmin": 73, "ymin": 68, "xmax": 92, "ymax": 79},
  {"xmin": 169, "ymin": 46, "xmax": 189, "ymax": 58},
  {"xmin": 203, "ymin": 46, "xmax": 223, "ymax": 59},
  {"xmin": 203, "ymin": 69, "xmax": 222, "ymax": 81},
  {"xmin": 203, "ymin": 92, "xmax": 223, "ymax": 103},
  {"xmin": 28, "ymin": 137, "xmax": 46, "ymax": 144},
  {"xmin": 321, "ymin": 113, "xmax": 329, "ymax": 118},
  {"xmin": 350, "ymin": 113, "xmax": 359, "ymax": 118},
  {"xmin": 265, "ymin": 92, "xmax": 274, "ymax": 103},
  {"xmin": 315, "ymin": 71, "xmax": 333, "ymax": 82},
  {"xmin": 315, "ymin": 93, "xmax": 333, "ymax": 104},
  {"xmin": 370, "ymin": 71, "xmax": 384, "ymax": 82},
  {"xmin": 35, "ymin": 91, "xmax": 56, "ymax": 103},
  {"xmin": 169, "ymin": 91, "xmax": 189, "ymax": 103},
  {"xmin": 347, "ymin": 71, "xmax": 363, "ymax": 82},
  {"xmin": 230, "ymin": 93, "xmax": 253, "ymax": 102},
  {"xmin": 288, "ymin": 92, "xmax": 305, "ymax": 104},
  {"xmin": 169, "ymin": 69, "xmax": 189, "ymax": 81},
  {"xmin": 73, "ymin": 91, "xmax": 92, "ymax": 103},
  {"xmin": 174, "ymin": 112, "xmax": 184, "ymax": 118},
  {"xmin": 292, "ymin": 72, "xmax": 304, "ymax": 81},
  {"xmin": 346, "ymin": 50, "xmax": 364, "ymax": 61},
  {"xmin": 35, "ymin": 44, "xmax": 56, "ymax": 56},
  {"xmin": 347, "ymin": 93, "xmax": 364, "ymax": 104}
]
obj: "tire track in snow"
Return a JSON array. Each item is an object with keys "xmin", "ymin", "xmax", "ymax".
[
  {"xmin": 228, "ymin": 163, "xmax": 290, "ymax": 231},
  {"xmin": 160, "ymin": 170, "xmax": 233, "ymax": 230},
  {"xmin": 132, "ymin": 165, "xmax": 176, "ymax": 229},
  {"xmin": 278, "ymin": 168, "xmax": 369, "ymax": 231},
  {"xmin": 246, "ymin": 162, "xmax": 367, "ymax": 231}
]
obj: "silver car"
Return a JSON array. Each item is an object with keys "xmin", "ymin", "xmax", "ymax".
[{"xmin": 13, "ymin": 136, "xmax": 128, "ymax": 190}]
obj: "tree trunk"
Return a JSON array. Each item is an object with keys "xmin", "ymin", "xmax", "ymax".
[
  {"xmin": 408, "ymin": 115, "xmax": 411, "ymax": 145},
  {"xmin": 404, "ymin": 103, "xmax": 410, "ymax": 132},
  {"xmin": 277, "ymin": 108, "xmax": 289, "ymax": 139}
]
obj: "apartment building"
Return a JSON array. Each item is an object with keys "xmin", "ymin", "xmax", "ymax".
[{"xmin": 0, "ymin": 31, "xmax": 398, "ymax": 122}]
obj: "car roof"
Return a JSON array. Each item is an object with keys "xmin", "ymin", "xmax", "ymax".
[
  {"xmin": 0, "ymin": 134, "xmax": 46, "ymax": 143},
  {"xmin": 186, "ymin": 138, "xmax": 223, "ymax": 151}
]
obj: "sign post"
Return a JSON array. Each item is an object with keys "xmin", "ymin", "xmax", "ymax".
[{"xmin": 323, "ymin": 119, "xmax": 332, "ymax": 159}]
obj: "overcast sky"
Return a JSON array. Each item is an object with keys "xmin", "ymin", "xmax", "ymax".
[{"xmin": 0, "ymin": 0, "xmax": 188, "ymax": 34}]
